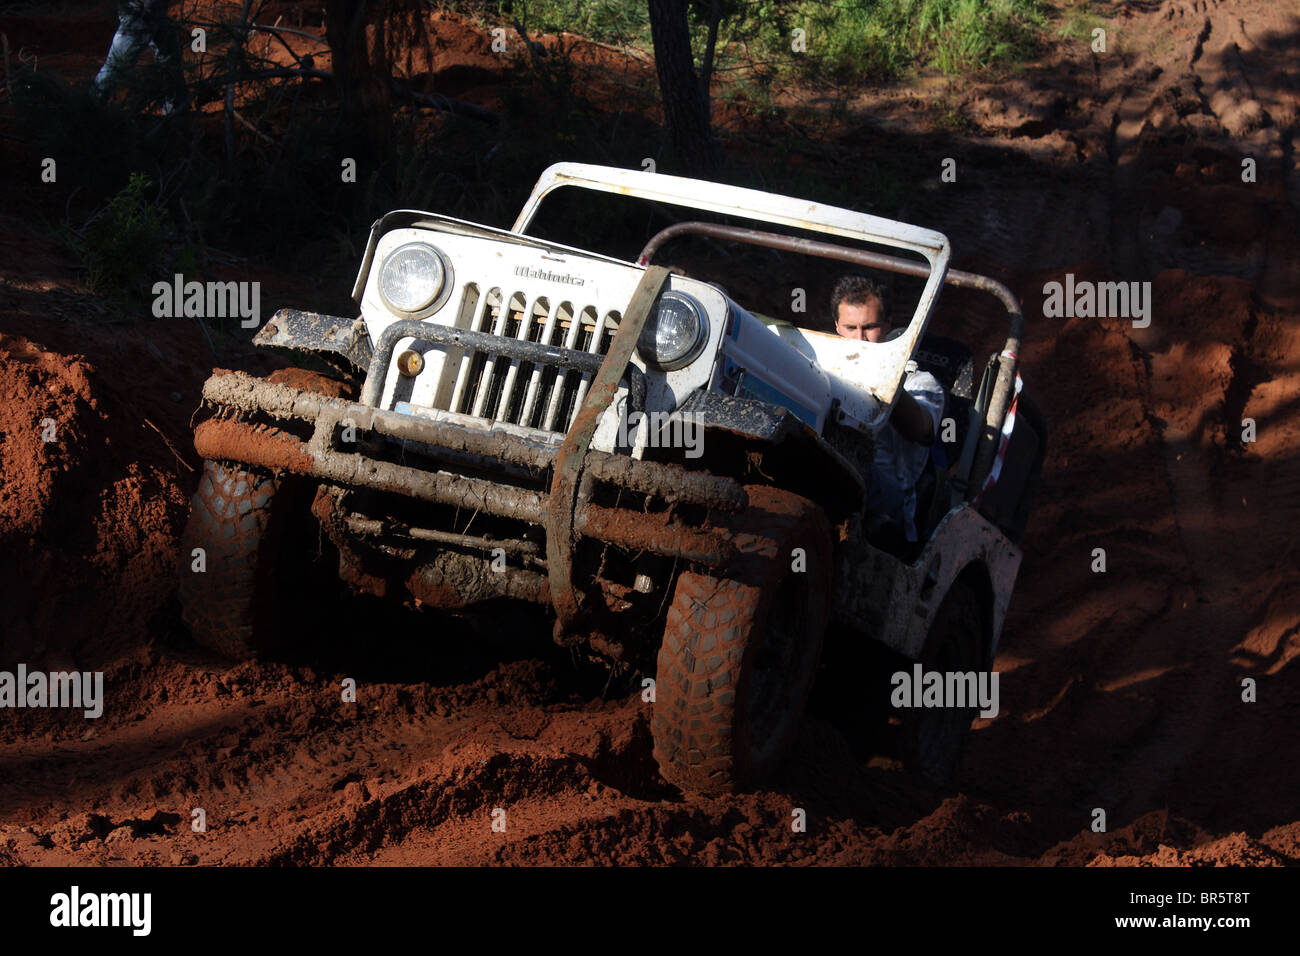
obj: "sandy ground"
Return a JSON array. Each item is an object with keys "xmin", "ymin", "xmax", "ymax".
[{"xmin": 0, "ymin": 0, "xmax": 1297, "ymax": 865}]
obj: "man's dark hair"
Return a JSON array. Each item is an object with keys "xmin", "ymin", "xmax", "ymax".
[{"xmin": 830, "ymin": 274, "xmax": 890, "ymax": 325}]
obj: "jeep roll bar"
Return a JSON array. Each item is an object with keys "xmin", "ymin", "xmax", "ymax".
[
  {"xmin": 514, "ymin": 163, "xmax": 953, "ymax": 264},
  {"xmin": 636, "ymin": 221, "xmax": 1021, "ymax": 319},
  {"xmin": 513, "ymin": 163, "xmax": 1020, "ymax": 499},
  {"xmin": 512, "ymin": 162, "xmax": 951, "ymax": 410},
  {"xmin": 635, "ymin": 220, "xmax": 1025, "ymax": 498}
]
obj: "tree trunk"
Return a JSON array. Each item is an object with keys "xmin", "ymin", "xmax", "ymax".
[
  {"xmin": 324, "ymin": 0, "xmax": 390, "ymax": 148},
  {"xmin": 700, "ymin": 0, "xmax": 722, "ymax": 115},
  {"xmin": 648, "ymin": 0, "xmax": 720, "ymax": 178}
]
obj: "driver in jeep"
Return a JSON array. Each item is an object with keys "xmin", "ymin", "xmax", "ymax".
[{"xmin": 832, "ymin": 274, "xmax": 945, "ymax": 545}]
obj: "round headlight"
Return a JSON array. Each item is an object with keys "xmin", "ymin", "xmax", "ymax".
[
  {"xmin": 378, "ymin": 242, "xmax": 447, "ymax": 314},
  {"xmin": 638, "ymin": 291, "xmax": 708, "ymax": 370}
]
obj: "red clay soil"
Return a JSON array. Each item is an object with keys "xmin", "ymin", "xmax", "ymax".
[{"xmin": 0, "ymin": 0, "xmax": 1298, "ymax": 866}]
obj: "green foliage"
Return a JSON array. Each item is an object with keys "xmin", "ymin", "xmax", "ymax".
[
  {"xmin": 928, "ymin": 93, "xmax": 978, "ymax": 134},
  {"xmin": 492, "ymin": 0, "xmax": 651, "ymax": 45},
  {"xmin": 1056, "ymin": 2, "xmax": 1105, "ymax": 42},
  {"xmin": 928, "ymin": 0, "xmax": 1048, "ymax": 74},
  {"xmin": 469, "ymin": 0, "xmax": 1048, "ymax": 83},
  {"xmin": 71, "ymin": 173, "xmax": 169, "ymax": 299},
  {"xmin": 770, "ymin": 0, "xmax": 1048, "ymax": 82}
]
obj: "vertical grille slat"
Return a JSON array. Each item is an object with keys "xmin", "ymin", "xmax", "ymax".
[
  {"xmin": 471, "ymin": 290, "xmax": 514, "ymax": 419},
  {"xmin": 493, "ymin": 296, "xmax": 545, "ymax": 422},
  {"xmin": 518, "ymin": 299, "xmax": 563, "ymax": 425},
  {"xmin": 570, "ymin": 310, "xmax": 617, "ymax": 422},
  {"xmin": 413, "ymin": 281, "xmax": 621, "ymax": 438},
  {"xmin": 450, "ymin": 287, "xmax": 497, "ymax": 414},
  {"xmin": 519, "ymin": 300, "xmax": 564, "ymax": 426},
  {"xmin": 543, "ymin": 304, "xmax": 589, "ymax": 432}
]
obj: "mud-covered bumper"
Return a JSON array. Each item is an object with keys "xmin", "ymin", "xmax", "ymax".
[{"xmin": 193, "ymin": 370, "xmax": 746, "ymax": 614}]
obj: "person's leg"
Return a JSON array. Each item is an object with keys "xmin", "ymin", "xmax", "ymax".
[
  {"xmin": 92, "ymin": 7, "xmax": 150, "ymax": 101},
  {"xmin": 148, "ymin": 24, "xmax": 188, "ymax": 115}
]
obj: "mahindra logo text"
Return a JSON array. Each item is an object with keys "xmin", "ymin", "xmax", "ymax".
[{"xmin": 513, "ymin": 265, "xmax": 586, "ymax": 286}]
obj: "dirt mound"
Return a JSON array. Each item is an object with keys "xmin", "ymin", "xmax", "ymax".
[
  {"xmin": 0, "ymin": 330, "xmax": 188, "ymax": 669},
  {"xmin": 1037, "ymin": 809, "xmax": 1298, "ymax": 867}
]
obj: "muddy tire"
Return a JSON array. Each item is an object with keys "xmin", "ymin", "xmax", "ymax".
[
  {"xmin": 179, "ymin": 369, "xmax": 348, "ymax": 660},
  {"xmin": 900, "ymin": 581, "xmax": 985, "ymax": 786},
  {"xmin": 651, "ymin": 486, "xmax": 832, "ymax": 795},
  {"xmin": 178, "ymin": 447, "xmax": 303, "ymax": 660}
]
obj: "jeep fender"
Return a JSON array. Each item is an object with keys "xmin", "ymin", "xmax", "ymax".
[
  {"xmin": 665, "ymin": 390, "xmax": 865, "ymax": 520},
  {"xmin": 833, "ymin": 504, "xmax": 1021, "ymax": 663}
]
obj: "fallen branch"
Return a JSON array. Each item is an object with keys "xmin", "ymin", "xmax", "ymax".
[
  {"xmin": 560, "ymin": 33, "xmax": 652, "ymax": 63},
  {"xmin": 232, "ymin": 107, "xmax": 275, "ymax": 144},
  {"xmin": 143, "ymin": 416, "xmax": 196, "ymax": 473},
  {"xmin": 511, "ymin": 18, "xmax": 552, "ymax": 81},
  {"xmin": 248, "ymin": 22, "xmax": 330, "ymax": 45},
  {"xmin": 187, "ymin": 65, "xmax": 335, "ymax": 92},
  {"xmin": 390, "ymin": 78, "xmax": 499, "ymax": 125}
]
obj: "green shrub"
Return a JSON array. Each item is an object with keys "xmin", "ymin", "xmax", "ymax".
[
  {"xmin": 492, "ymin": 0, "xmax": 651, "ymax": 44},
  {"xmin": 72, "ymin": 173, "xmax": 168, "ymax": 299},
  {"xmin": 456, "ymin": 0, "xmax": 1049, "ymax": 87},
  {"xmin": 1057, "ymin": 2, "xmax": 1105, "ymax": 42},
  {"xmin": 795, "ymin": 0, "xmax": 1047, "ymax": 81}
]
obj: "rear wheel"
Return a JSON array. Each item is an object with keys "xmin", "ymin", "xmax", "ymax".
[
  {"xmin": 651, "ymin": 486, "xmax": 832, "ymax": 795},
  {"xmin": 899, "ymin": 581, "xmax": 985, "ymax": 786}
]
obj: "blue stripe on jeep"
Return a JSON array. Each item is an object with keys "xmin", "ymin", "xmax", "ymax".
[{"xmin": 722, "ymin": 356, "xmax": 818, "ymax": 427}]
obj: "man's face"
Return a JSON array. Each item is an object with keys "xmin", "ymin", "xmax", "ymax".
[{"xmin": 835, "ymin": 297, "xmax": 890, "ymax": 342}]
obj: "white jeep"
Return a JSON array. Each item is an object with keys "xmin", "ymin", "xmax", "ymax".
[{"xmin": 180, "ymin": 163, "xmax": 1045, "ymax": 792}]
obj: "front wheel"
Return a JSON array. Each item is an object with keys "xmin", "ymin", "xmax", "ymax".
[
  {"xmin": 651, "ymin": 486, "xmax": 832, "ymax": 795},
  {"xmin": 178, "ymin": 368, "xmax": 350, "ymax": 660},
  {"xmin": 178, "ymin": 444, "xmax": 307, "ymax": 660}
]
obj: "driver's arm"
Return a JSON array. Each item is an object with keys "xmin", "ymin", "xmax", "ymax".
[
  {"xmin": 890, "ymin": 370, "xmax": 944, "ymax": 445},
  {"xmin": 891, "ymin": 388, "xmax": 935, "ymax": 444}
]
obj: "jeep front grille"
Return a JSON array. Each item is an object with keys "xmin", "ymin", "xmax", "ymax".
[{"xmin": 435, "ymin": 285, "xmax": 623, "ymax": 436}]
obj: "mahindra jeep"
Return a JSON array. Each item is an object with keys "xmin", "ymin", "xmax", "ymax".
[{"xmin": 179, "ymin": 163, "xmax": 1045, "ymax": 793}]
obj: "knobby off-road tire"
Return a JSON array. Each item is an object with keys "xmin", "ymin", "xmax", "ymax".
[
  {"xmin": 651, "ymin": 486, "xmax": 833, "ymax": 795},
  {"xmin": 179, "ymin": 433, "xmax": 308, "ymax": 660},
  {"xmin": 179, "ymin": 368, "xmax": 350, "ymax": 660},
  {"xmin": 900, "ymin": 581, "xmax": 985, "ymax": 786}
]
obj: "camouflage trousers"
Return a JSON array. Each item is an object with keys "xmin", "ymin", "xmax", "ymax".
[{"xmin": 92, "ymin": 0, "xmax": 186, "ymax": 113}]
